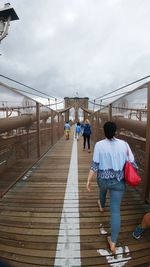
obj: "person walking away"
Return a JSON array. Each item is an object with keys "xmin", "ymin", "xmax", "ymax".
[
  {"xmin": 64, "ymin": 121, "xmax": 70, "ymax": 140},
  {"xmin": 132, "ymin": 212, "xmax": 150, "ymax": 239},
  {"xmin": 86, "ymin": 121, "xmax": 137, "ymax": 253},
  {"xmin": 82, "ymin": 119, "xmax": 91, "ymax": 152},
  {"xmin": 75, "ymin": 122, "xmax": 81, "ymax": 140}
]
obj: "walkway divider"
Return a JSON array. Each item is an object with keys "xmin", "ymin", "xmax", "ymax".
[{"xmin": 54, "ymin": 138, "xmax": 81, "ymax": 266}]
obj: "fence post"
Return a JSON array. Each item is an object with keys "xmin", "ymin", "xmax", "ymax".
[
  {"xmin": 58, "ymin": 113, "xmax": 60, "ymax": 140},
  {"xmin": 96, "ymin": 110, "xmax": 100, "ymax": 141},
  {"xmin": 60, "ymin": 114, "xmax": 64, "ymax": 137},
  {"xmin": 36, "ymin": 102, "xmax": 41, "ymax": 158},
  {"xmin": 51, "ymin": 110, "xmax": 54, "ymax": 146},
  {"xmin": 108, "ymin": 104, "xmax": 112, "ymax": 121},
  {"xmin": 143, "ymin": 82, "xmax": 150, "ymax": 202},
  {"xmin": 26, "ymin": 128, "xmax": 29, "ymax": 158}
]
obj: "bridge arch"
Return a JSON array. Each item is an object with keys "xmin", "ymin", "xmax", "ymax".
[{"xmin": 64, "ymin": 97, "xmax": 89, "ymax": 122}]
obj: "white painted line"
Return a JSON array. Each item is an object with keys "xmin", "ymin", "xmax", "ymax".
[
  {"xmin": 0, "ymin": 160, "xmax": 6, "ymax": 166},
  {"xmin": 22, "ymin": 170, "xmax": 34, "ymax": 180},
  {"xmin": 54, "ymin": 138, "xmax": 81, "ymax": 267},
  {"xmin": 97, "ymin": 246, "xmax": 132, "ymax": 266},
  {"xmin": 99, "ymin": 223, "xmax": 108, "ymax": 235}
]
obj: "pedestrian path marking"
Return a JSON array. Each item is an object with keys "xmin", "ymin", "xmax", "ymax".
[
  {"xmin": 97, "ymin": 246, "xmax": 131, "ymax": 266},
  {"xmin": 54, "ymin": 138, "xmax": 81, "ymax": 267}
]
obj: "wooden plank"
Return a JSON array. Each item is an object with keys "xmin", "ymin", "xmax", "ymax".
[
  {"xmin": 77, "ymin": 137, "xmax": 150, "ymax": 267},
  {"xmin": 0, "ymin": 135, "xmax": 72, "ymax": 266},
  {"xmin": 0, "ymin": 132, "xmax": 149, "ymax": 266}
]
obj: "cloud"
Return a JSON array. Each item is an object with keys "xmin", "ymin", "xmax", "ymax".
[{"xmin": 0, "ymin": 0, "xmax": 150, "ymax": 102}]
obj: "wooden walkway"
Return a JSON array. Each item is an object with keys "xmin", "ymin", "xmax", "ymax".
[{"xmin": 0, "ymin": 131, "xmax": 150, "ymax": 266}]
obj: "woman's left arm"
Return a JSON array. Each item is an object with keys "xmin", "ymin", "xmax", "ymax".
[
  {"xmin": 127, "ymin": 143, "xmax": 138, "ymax": 169},
  {"xmin": 87, "ymin": 143, "xmax": 99, "ymax": 192}
]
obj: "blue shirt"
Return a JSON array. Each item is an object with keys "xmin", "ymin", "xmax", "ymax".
[
  {"xmin": 82, "ymin": 124, "xmax": 91, "ymax": 136},
  {"xmin": 64, "ymin": 123, "xmax": 70, "ymax": 130},
  {"xmin": 75, "ymin": 125, "xmax": 81, "ymax": 134}
]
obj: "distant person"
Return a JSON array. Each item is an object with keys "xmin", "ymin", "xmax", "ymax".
[
  {"xmin": 64, "ymin": 121, "xmax": 70, "ymax": 140},
  {"xmin": 82, "ymin": 119, "xmax": 92, "ymax": 152},
  {"xmin": 86, "ymin": 121, "xmax": 136, "ymax": 253},
  {"xmin": 132, "ymin": 212, "xmax": 150, "ymax": 239},
  {"xmin": 75, "ymin": 122, "xmax": 81, "ymax": 140}
]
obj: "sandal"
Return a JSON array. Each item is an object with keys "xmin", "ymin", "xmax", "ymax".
[
  {"xmin": 107, "ymin": 236, "xmax": 116, "ymax": 254},
  {"xmin": 98, "ymin": 200, "xmax": 104, "ymax": 212}
]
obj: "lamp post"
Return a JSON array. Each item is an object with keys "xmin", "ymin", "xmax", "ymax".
[{"xmin": 0, "ymin": 3, "xmax": 19, "ymax": 42}]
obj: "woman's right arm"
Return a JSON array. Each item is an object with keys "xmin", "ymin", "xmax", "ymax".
[{"xmin": 86, "ymin": 143, "xmax": 99, "ymax": 192}]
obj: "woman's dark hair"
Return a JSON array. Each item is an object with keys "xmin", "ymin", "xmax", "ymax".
[{"xmin": 103, "ymin": 121, "xmax": 117, "ymax": 139}]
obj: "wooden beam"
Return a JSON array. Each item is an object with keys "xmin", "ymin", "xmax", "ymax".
[{"xmin": 143, "ymin": 82, "xmax": 150, "ymax": 202}]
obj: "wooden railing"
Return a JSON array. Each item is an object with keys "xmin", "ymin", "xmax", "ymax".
[{"xmin": 0, "ymin": 109, "xmax": 65, "ymax": 186}]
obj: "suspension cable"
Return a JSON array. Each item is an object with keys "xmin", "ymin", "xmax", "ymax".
[
  {"xmin": 0, "ymin": 73, "xmax": 62, "ymax": 100},
  {"xmin": 93, "ymin": 75, "xmax": 150, "ymax": 101}
]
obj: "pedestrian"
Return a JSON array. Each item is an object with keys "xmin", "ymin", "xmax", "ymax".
[
  {"xmin": 64, "ymin": 121, "xmax": 71, "ymax": 140},
  {"xmin": 82, "ymin": 119, "xmax": 92, "ymax": 152},
  {"xmin": 75, "ymin": 122, "xmax": 81, "ymax": 140},
  {"xmin": 132, "ymin": 212, "xmax": 150, "ymax": 239},
  {"xmin": 86, "ymin": 121, "xmax": 137, "ymax": 253}
]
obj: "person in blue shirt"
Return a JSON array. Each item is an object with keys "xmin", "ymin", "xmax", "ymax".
[
  {"xmin": 82, "ymin": 119, "xmax": 92, "ymax": 152},
  {"xmin": 64, "ymin": 121, "xmax": 71, "ymax": 140},
  {"xmin": 86, "ymin": 121, "xmax": 136, "ymax": 254},
  {"xmin": 75, "ymin": 122, "xmax": 81, "ymax": 140}
]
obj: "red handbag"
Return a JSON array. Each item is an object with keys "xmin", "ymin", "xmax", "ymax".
[{"xmin": 124, "ymin": 161, "xmax": 141, "ymax": 187}]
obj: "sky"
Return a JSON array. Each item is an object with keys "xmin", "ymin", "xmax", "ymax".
[{"xmin": 0, "ymin": 0, "xmax": 150, "ymax": 105}]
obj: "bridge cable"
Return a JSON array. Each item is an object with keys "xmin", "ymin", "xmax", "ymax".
[
  {"xmin": 0, "ymin": 73, "xmax": 62, "ymax": 101},
  {"xmin": 93, "ymin": 75, "xmax": 150, "ymax": 101}
]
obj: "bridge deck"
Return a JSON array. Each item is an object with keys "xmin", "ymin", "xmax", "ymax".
[{"xmin": 0, "ymin": 132, "xmax": 150, "ymax": 267}]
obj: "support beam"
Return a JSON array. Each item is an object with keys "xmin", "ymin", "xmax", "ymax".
[
  {"xmin": 143, "ymin": 82, "xmax": 150, "ymax": 202},
  {"xmin": 36, "ymin": 102, "xmax": 41, "ymax": 158}
]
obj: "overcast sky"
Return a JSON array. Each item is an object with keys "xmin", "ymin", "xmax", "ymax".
[{"xmin": 0, "ymin": 0, "xmax": 150, "ymax": 104}]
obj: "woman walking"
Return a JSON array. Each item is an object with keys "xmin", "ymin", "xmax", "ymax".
[
  {"xmin": 86, "ymin": 121, "xmax": 136, "ymax": 253},
  {"xmin": 82, "ymin": 119, "xmax": 92, "ymax": 152}
]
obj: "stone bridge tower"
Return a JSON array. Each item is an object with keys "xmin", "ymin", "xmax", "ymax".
[{"xmin": 64, "ymin": 97, "xmax": 89, "ymax": 122}]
